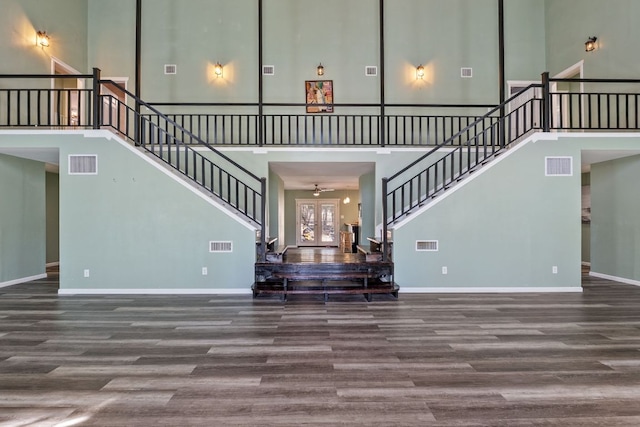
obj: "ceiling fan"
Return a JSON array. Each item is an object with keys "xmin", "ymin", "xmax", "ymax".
[{"xmin": 312, "ymin": 184, "xmax": 334, "ymax": 196}]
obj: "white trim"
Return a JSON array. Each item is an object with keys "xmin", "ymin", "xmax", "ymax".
[
  {"xmin": 58, "ymin": 288, "xmax": 253, "ymax": 295},
  {"xmin": 46, "ymin": 262, "xmax": 60, "ymax": 267},
  {"xmin": 554, "ymin": 60, "xmax": 584, "ymax": 79},
  {"xmin": 0, "ymin": 274, "xmax": 48, "ymax": 289},
  {"xmin": 399, "ymin": 287, "xmax": 583, "ymax": 294},
  {"xmin": 82, "ymin": 130, "xmax": 258, "ymax": 231},
  {"xmin": 589, "ymin": 272, "xmax": 640, "ymax": 287}
]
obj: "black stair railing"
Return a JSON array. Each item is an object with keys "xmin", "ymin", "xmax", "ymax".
[
  {"xmin": 382, "ymin": 84, "xmax": 544, "ymax": 249},
  {"xmin": 98, "ymin": 80, "xmax": 266, "ymax": 230},
  {"xmin": 0, "ymin": 71, "xmax": 267, "ymax": 260},
  {"xmin": 0, "ymin": 73, "xmax": 94, "ymax": 128},
  {"xmin": 548, "ymin": 77, "xmax": 640, "ymax": 131},
  {"xmin": 145, "ymin": 103, "xmax": 496, "ymax": 146}
]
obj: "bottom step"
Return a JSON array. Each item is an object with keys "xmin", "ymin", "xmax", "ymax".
[{"xmin": 252, "ymin": 280, "xmax": 399, "ymax": 301}]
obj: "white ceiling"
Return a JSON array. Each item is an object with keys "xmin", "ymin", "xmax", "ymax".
[{"xmin": 270, "ymin": 161, "xmax": 375, "ymax": 190}]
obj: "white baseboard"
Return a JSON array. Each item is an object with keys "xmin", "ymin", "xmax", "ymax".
[
  {"xmin": 58, "ymin": 288, "xmax": 253, "ymax": 295},
  {"xmin": 399, "ymin": 286, "xmax": 583, "ymax": 294},
  {"xmin": 0, "ymin": 273, "xmax": 48, "ymax": 289},
  {"xmin": 46, "ymin": 262, "xmax": 60, "ymax": 267},
  {"xmin": 589, "ymin": 272, "xmax": 640, "ymax": 287}
]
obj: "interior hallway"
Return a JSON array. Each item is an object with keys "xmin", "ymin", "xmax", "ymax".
[{"xmin": 1, "ymin": 270, "xmax": 640, "ymax": 425}]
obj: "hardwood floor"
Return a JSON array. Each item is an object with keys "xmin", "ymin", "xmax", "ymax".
[{"xmin": 2, "ymin": 270, "xmax": 640, "ymax": 426}]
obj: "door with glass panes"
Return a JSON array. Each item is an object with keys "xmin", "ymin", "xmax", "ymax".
[{"xmin": 296, "ymin": 199, "xmax": 339, "ymax": 246}]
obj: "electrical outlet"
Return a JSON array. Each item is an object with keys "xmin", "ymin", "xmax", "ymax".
[
  {"xmin": 442, "ymin": 266, "xmax": 448, "ymax": 275},
  {"xmin": 83, "ymin": 269, "xmax": 90, "ymax": 278},
  {"xmin": 202, "ymin": 267, "xmax": 208, "ymax": 276},
  {"xmin": 552, "ymin": 266, "xmax": 558, "ymax": 274}
]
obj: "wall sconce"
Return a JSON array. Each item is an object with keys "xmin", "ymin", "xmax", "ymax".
[
  {"xmin": 316, "ymin": 63, "xmax": 325, "ymax": 76},
  {"xmin": 416, "ymin": 64, "xmax": 425, "ymax": 79},
  {"xmin": 585, "ymin": 36, "xmax": 597, "ymax": 52},
  {"xmin": 37, "ymin": 31, "xmax": 50, "ymax": 48},
  {"xmin": 213, "ymin": 62, "xmax": 223, "ymax": 78}
]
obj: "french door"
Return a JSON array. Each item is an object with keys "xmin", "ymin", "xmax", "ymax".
[{"xmin": 296, "ymin": 199, "xmax": 339, "ymax": 246}]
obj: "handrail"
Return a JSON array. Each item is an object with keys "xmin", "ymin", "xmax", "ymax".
[
  {"xmin": 382, "ymin": 83, "xmax": 545, "ymax": 239},
  {"xmin": 387, "ymin": 83, "xmax": 543, "ymax": 182},
  {"xmin": 99, "ymin": 79, "xmax": 261, "ymax": 182},
  {"xmin": 99, "ymin": 80, "xmax": 265, "ymax": 234},
  {"xmin": 0, "ymin": 74, "xmax": 93, "ymax": 79},
  {"xmin": 550, "ymin": 78, "xmax": 640, "ymax": 83}
]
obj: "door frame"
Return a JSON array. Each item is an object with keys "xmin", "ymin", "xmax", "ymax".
[{"xmin": 295, "ymin": 198, "xmax": 340, "ymax": 247}]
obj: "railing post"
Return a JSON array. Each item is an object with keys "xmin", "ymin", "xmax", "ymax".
[
  {"xmin": 542, "ymin": 71, "xmax": 551, "ymax": 132},
  {"xmin": 382, "ymin": 177, "xmax": 389, "ymax": 262},
  {"xmin": 92, "ymin": 68, "xmax": 101, "ymax": 129},
  {"xmin": 258, "ymin": 177, "xmax": 267, "ymax": 262}
]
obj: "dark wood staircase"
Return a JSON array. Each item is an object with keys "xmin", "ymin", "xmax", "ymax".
[{"xmin": 253, "ymin": 247, "xmax": 398, "ymax": 302}]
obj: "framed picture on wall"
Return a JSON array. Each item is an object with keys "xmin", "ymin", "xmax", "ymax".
[{"xmin": 305, "ymin": 80, "xmax": 334, "ymax": 113}]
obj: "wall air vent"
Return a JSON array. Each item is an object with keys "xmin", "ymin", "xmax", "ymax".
[
  {"xmin": 461, "ymin": 67, "xmax": 473, "ymax": 78},
  {"xmin": 365, "ymin": 66, "xmax": 378, "ymax": 77},
  {"xmin": 209, "ymin": 241, "xmax": 233, "ymax": 253},
  {"xmin": 262, "ymin": 65, "xmax": 275, "ymax": 76},
  {"xmin": 68, "ymin": 155, "xmax": 98, "ymax": 175},
  {"xmin": 164, "ymin": 64, "xmax": 177, "ymax": 75},
  {"xmin": 545, "ymin": 156, "xmax": 573, "ymax": 176},
  {"xmin": 416, "ymin": 240, "xmax": 439, "ymax": 252}
]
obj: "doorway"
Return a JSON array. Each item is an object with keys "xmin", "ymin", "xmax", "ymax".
[
  {"xmin": 51, "ymin": 57, "xmax": 84, "ymax": 127},
  {"xmin": 296, "ymin": 199, "xmax": 339, "ymax": 246}
]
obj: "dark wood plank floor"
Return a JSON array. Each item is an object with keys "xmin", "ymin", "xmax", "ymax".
[
  {"xmin": 2, "ymin": 268, "xmax": 640, "ymax": 426},
  {"xmin": 284, "ymin": 247, "xmax": 365, "ymax": 264}
]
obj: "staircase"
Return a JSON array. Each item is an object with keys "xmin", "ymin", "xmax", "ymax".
[{"xmin": 382, "ymin": 83, "xmax": 545, "ymax": 243}]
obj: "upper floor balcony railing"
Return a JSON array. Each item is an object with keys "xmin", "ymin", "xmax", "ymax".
[{"xmin": 145, "ymin": 102, "xmax": 499, "ymax": 147}]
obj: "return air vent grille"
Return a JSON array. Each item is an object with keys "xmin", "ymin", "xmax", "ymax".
[
  {"xmin": 209, "ymin": 241, "xmax": 233, "ymax": 253},
  {"xmin": 262, "ymin": 65, "xmax": 275, "ymax": 76},
  {"xmin": 68, "ymin": 155, "xmax": 97, "ymax": 175},
  {"xmin": 365, "ymin": 66, "xmax": 378, "ymax": 76},
  {"xmin": 416, "ymin": 240, "xmax": 439, "ymax": 252},
  {"xmin": 461, "ymin": 67, "xmax": 473, "ymax": 78},
  {"xmin": 545, "ymin": 156, "xmax": 573, "ymax": 176},
  {"xmin": 164, "ymin": 64, "xmax": 177, "ymax": 75}
]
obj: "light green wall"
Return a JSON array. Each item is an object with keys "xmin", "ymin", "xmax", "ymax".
[
  {"xmin": 140, "ymin": 0, "xmax": 258, "ymax": 103},
  {"xmin": 0, "ymin": 154, "xmax": 45, "ymax": 284},
  {"xmin": 88, "ymin": 0, "xmax": 136, "ymax": 80},
  {"xmin": 268, "ymin": 168, "xmax": 285, "ymax": 242},
  {"xmin": 263, "ymin": 0, "xmax": 378, "ymax": 104},
  {"xmin": 0, "ymin": 0, "xmax": 88, "ymax": 74},
  {"xmin": 77, "ymin": 0, "xmax": 549, "ymax": 107},
  {"xmin": 393, "ymin": 138, "xmax": 582, "ymax": 289},
  {"xmin": 591, "ymin": 154, "xmax": 640, "ymax": 281},
  {"xmin": 46, "ymin": 171, "xmax": 60, "ymax": 264},
  {"xmin": 0, "ymin": 132, "xmax": 256, "ymax": 291},
  {"xmin": 359, "ymin": 171, "xmax": 376, "ymax": 243},
  {"xmin": 545, "ymin": 0, "xmax": 640, "ymax": 77},
  {"xmin": 504, "ymin": 0, "xmax": 546, "ymax": 81}
]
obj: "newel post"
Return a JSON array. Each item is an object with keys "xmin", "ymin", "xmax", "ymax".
[
  {"xmin": 541, "ymin": 71, "xmax": 551, "ymax": 132},
  {"xmin": 92, "ymin": 68, "xmax": 101, "ymax": 130},
  {"xmin": 259, "ymin": 177, "xmax": 267, "ymax": 262},
  {"xmin": 382, "ymin": 177, "xmax": 389, "ymax": 262}
]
